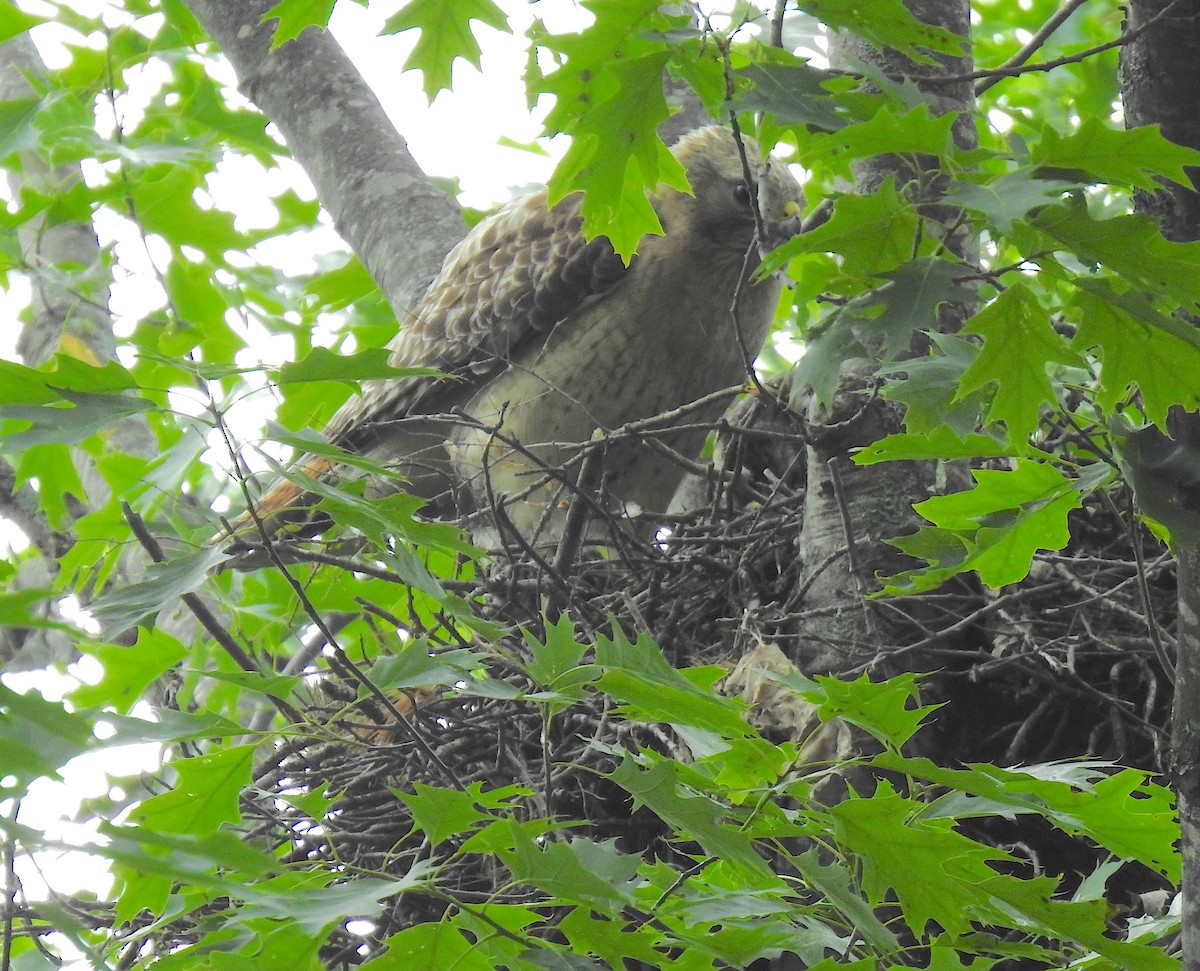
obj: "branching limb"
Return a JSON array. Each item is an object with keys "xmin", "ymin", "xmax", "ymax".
[
  {"xmin": 180, "ymin": 0, "xmax": 464, "ymax": 319},
  {"xmin": 975, "ymin": 0, "xmax": 1089, "ymax": 95}
]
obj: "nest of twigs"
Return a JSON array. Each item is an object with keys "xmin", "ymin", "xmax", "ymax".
[{"xmin": 228, "ymin": 427, "xmax": 1175, "ymax": 959}]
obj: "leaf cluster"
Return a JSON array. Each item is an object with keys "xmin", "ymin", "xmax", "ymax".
[
  {"xmin": 2, "ymin": 622, "xmax": 1180, "ymax": 968},
  {"xmin": 0, "ymin": 0, "xmax": 1191, "ymax": 969}
]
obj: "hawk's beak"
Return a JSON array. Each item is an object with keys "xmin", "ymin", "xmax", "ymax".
[{"xmin": 761, "ymin": 197, "xmax": 805, "ymax": 255}]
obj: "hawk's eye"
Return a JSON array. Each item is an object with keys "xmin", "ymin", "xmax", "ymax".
[{"xmin": 732, "ymin": 181, "xmax": 753, "ymax": 208}]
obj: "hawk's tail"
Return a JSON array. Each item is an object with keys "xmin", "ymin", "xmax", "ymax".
[{"xmin": 210, "ymin": 453, "xmax": 339, "ymax": 548}]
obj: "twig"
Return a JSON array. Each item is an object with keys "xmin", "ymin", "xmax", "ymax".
[
  {"xmin": 1124, "ymin": 497, "xmax": 1176, "ymax": 685},
  {"xmin": 928, "ymin": 0, "xmax": 1186, "ymax": 90},
  {"xmin": 826, "ymin": 457, "xmax": 879, "ymax": 642},
  {"xmin": 770, "ymin": 0, "xmax": 786, "ymax": 47},
  {"xmin": 2, "ymin": 801, "xmax": 17, "ymax": 971},
  {"xmin": 553, "ymin": 436, "xmax": 606, "ymax": 575},
  {"xmin": 975, "ymin": 0, "xmax": 1088, "ymax": 95},
  {"xmin": 120, "ymin": 503, "xmax": 304, "ymax": 723}
]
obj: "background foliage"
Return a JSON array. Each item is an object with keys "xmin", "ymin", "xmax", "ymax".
[{"xmin": 0, "ymin": 0, "xmax": 1194, "ymax": 967}]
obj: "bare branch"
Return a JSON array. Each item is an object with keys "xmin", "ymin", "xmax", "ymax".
[
  {"xmin": 180, "ymin": 0, "xmax": 465, "ymax": 319},
  {"xmin": 975, "ymin": 0, "xmax": 1088, "ymax": 95}
]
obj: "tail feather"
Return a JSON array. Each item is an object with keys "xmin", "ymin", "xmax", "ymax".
[{"xmin": 212, "ymin": 454, "xmax": 339, "ymax": 547}]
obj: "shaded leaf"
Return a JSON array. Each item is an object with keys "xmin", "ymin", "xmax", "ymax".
[
  {"xmin": 129, "ymin": 744, "xmax": 256, "ymax": 835},
  {"xmin": 958, "ymin": 282, "xmax": 1081, "ymax": 440}
]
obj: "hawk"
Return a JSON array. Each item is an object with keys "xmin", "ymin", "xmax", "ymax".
[{"xmin": 222, "ymin": 126, "xmax": 804, "ymax": 548}]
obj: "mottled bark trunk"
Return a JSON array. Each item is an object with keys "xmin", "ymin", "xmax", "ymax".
[
  {"xmin": 0, "ymin": 35, "xmax": 153, "ymax": 667},
  {"xmin": 181, "ymin": 0, "xmax": 465, "ymax": 320},
  {"xmin": 1119, "ymin": 2, "xmax": 1200, "ymax": 964},
  {"xmin": 1176, "ymin": 549, "xmax": 1200, "ymax": 968},
  {"xmin": 793, "ymin": 0, "xmax": 975, "ymax": 676}
]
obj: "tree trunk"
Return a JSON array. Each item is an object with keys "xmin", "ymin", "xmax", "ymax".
[
  {"xmin": 793, "ymin": 0, "xmax": 975, "ymax": 677},
  {"xmin": 181, "ymin": 0, "xmax": 465, "ymax": 319},
  {"xmin": 1120, "ymin": 1, "xmax": 1200, "ymax": 963}
]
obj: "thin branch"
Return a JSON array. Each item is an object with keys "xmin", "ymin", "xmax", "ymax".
[
  {"xmin": 121, "ymin": 503, "xmax": 305, "ymax": 723},
  {"xmin": 928, "ymin": 0, "xmax": 1186, "ymax": 90},
  {"xmin": 1125, "ymin": 497, "xmax": 1176, "ymax": 685},
  {"xmin": 975, "ymin": 0, "xmax": 1089, "ymax": 95},
  {"xmin": 826, "ymin": 457, "xmax": 879, "ymax": 644}
]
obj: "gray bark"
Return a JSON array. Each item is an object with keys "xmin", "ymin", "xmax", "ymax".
[
  {"xmin": 0, "ymin": 35, "xmax": 145, "ymax": 668},
  {"xmin": 1120, "ymin": 2, "xmax": 1200, "ymax": 963},
  {"xmin": 793, "ymin": 0, "xmax": 975, "ymax": 676},
  {"xmin": 180, "ymin": 0, "xmax": 466, "ymax": 320}
]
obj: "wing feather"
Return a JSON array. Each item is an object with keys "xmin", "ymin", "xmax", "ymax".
[{"xmin": 325, "ymin": 190, "xmax": 628, "ymax": 450}]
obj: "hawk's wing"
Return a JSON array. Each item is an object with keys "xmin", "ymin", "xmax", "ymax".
[
  {"xmin": 216, "ymin": 189, "xmax": 631, "ymax": 541},
  {"xmin": 324, "ymin": 189, "xmax": 631, "ymax": 451}
]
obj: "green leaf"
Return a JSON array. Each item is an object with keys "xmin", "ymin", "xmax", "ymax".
[
  {"xmin": 790, "ymin": 316, "xmax": 867, "ymax": 408},
  {"xmin": 765, "ymin": 669, "xmax": 932, "ymax": 747},
  {"xmin": 1072, "ymin": 280, "xmax": 1200, "ymax": 427},
  {"xmin": 128, "ymin": 744, "xmax": 256, "ymax": 835},
  {"xmin": 1028, "ymin": 198, "xmax": 1200, "ymax": 312},
  {"xmin": 0, "ymin": 388, "xmax": 153, "ymax": 450},
  {"xmin": 90, "ymin": 545, "xmax": 228, "ymax": 637},
  {"xmin": 0, "ymin": 3, "xmax": 44, "ymax": 43},
  {"xmin": 800, "ymin": 0, "xmax": 966, "ymax": 63},
  {"xmin": 1031, "ymin": 117, "xmax": 1200, "ymax": 190},
  {"xmin": 384, "ymin": 0, "xmax": 510, "ymax": 99},
  {"xmin": 0, "ymin": 586, "xmax": 74, "ymax": 632},
  {"xmin": 164, "ymin": 256, "xmax": 228, "ymax": 332},
  {"xmin": 0, "ymin": 683, "xmax": 96, "ymax": 790},
  {"xmin": 854, "ymin": 427, "xmax": 1009, "ymax": 465},
  {"xmin": 547, "ymin": 53, "xmax": 682, "ymax": 259},
  {"xmin": 69, "ymin": 629, "xmax": 189, "ymax": 713},
  {"xmin": 895, "ymin": 756, "xmax": 1181, "ymax": 883},
  {"xmin": 881, "ymin": 333, "xmax": 983, "ymax": 436},
  {"xmin": 367, "ymin": 643, "xmax": 483, "ymax": 692},
  {"xmin": 554, "ymin": 905, "xmax": 668, "ymax": 970},
  {"xmin": 792, "ymin": 848, "xmax": 897, "ymax": 952},
  {"xmin": 262, "ymin": 0, "xmax": 336, "ymax": 47},
  {"xmin": 595, "ymin": 628, "xmax": 754, "ymax": 739},
  {"xmin": 497, "ymin": 836, "xmax": 641, "ymax": 909},
  {"xmin": 885, "ymin": 460, "xmax": 1083, "ymax": 592},
  {"xmin": 103, "ymin": 708, "xmax": 248, "ymax": 746},
  {"xmin": 14, "ymin": 442, "xmax": 84, "ymax": 526},
  {"xmin": 240, "ymin": 869, "xmax": 434, "ymax": 933},
  {"xmin": 0, "ymin": 96, "xmax": 41, "ymax": 157},
  {"xmin": 198, "ymin": 668, "xmax": 304, "ymax": 699},
  {"xmin": 535, "ymin": 0, "xmax": 690, "ymax": 259},
  {"xmin": 830, "ymin": 781, "xmax": 1020, "ymax": 936},
  {"xmin": 793, "ymin": 262, "xmax": 978, "ymax": 410},
  {"xmin": 957, "ymin": 283, "xmax": 1081, "ymax": 440},
  {"xmin": 380, "ymin": 923, "xmax": 498, "ymax": 971},
  {"xmin": 304, "ymin": 255, "xmax": 381, "ymax": 312},
  {"xmin": 519, "ymin": 615, "xmax": 596, "ymax": 712},
  {"xmin": 396, "ymin": 781, "xmax": 525, "ymax": 846},
  {"xmin": 765, "ymin": 180, "xmax": 919, "ymax": 279},
  {"xmin": 275, "ymin": 347, "xmax": 443, "ymax": 386},
  {"xmin": 127, "ymin": 165, "xmax": 243, "ymax": 262},
  {"xmin": 870, "ymin": 259, "xmax": 980, "ymax": 359},
  {"xmin": 0, "ymin": 355, "xmax": 138, "ymax": 404},
  {"xmin": 814, "ymin": 672, "xmax": 932, "ymax": 747},
  {"xmin": 943, "ymin": 171, "xmax": 1075, "ymax": 234},
  {"xmin": 733, "ymin": 61, "xmax": 857, "ymax": 131},
  {"xmin": 804, "ymin": 104, "xmax": 957, "ymax": 167},
  {"xmin": 606, "ymin": 754, "xmax": 776, "ymax": 880}
]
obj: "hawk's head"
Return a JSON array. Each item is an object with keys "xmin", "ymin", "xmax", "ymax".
[{"xmin": 658, "ymin": 126, "xmax": 805, "ymax": 259}]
